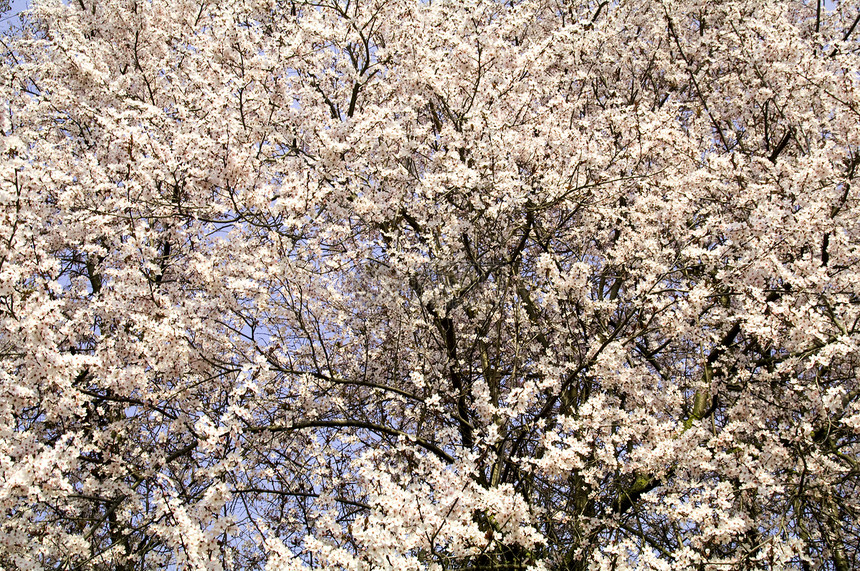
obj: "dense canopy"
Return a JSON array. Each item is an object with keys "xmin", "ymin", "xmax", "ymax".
[{"xmin": 2, "ymin": 0, "xmax": 860, "ymax": 569}]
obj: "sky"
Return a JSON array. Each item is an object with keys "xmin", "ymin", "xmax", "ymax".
[{"xmin": 0, "ymin": 0, "xmax": 28, "ymax": 33}]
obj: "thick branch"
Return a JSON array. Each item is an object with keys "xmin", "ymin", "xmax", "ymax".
[{"xmin": 249, "ymin": 420, "xmax": 454, "ymax": 464}]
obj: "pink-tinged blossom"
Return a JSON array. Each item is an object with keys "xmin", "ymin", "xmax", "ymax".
[{"xmin": 2, "ymin": 0, "xmax": 860, "ymax": 569}]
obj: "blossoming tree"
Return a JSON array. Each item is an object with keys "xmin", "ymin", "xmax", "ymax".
[{"xmin": 2, "ymin": 0, "xmax": 860, "ymax": 569}]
